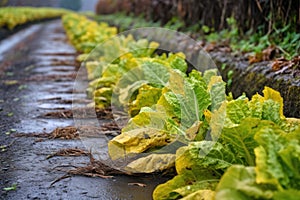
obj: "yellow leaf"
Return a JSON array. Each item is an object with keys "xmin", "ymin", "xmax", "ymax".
[
  {"xmin": 125, "ymin": 154, "xmax": 175, "ymax": 173},
  {"xmin": 263, "ymin": 86, "xmax": 284, "ymax": 118},
  {"xmin": 108, "ymin": 127, "xmax": 170, "ymax": 160}
]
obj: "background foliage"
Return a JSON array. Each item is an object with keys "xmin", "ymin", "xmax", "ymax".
[{"xmin": 96, "ymin": 0, "xmax": 300, "ymax": 34}]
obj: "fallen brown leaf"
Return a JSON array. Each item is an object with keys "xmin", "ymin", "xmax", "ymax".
[
  {"xmin": 249, "ymin": 45, "xmax": 278, "ymax": 64},
  {"xmin": 271, "ymin": 56, "xmax": 300, "ymax": 72}
]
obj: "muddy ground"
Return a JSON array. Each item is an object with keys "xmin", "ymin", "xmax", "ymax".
[{"xmin": 0, "ymin": 20, "xmax": 168, "ymax": 200}]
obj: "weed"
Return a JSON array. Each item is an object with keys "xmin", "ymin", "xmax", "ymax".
[{"xmin": 205, "ymin": 17, "xmax": 299, "ymax": 59}]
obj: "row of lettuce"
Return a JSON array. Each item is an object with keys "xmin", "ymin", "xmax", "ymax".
[
  {"xmin": 62, "ymin": 13, "xmax": 300, "ymax": 200},
  {"xmin": 0, "ymin": 7, "xmax": 71, "ymax": 30}
]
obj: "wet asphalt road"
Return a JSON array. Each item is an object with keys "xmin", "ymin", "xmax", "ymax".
[{"xmin": 0, "ymin": 20, "xmax": 167, "ymax": 200}]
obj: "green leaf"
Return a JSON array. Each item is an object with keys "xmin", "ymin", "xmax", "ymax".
[
  {"xmin": 248, "ymin": 87, "xmax": 284, "ymax": 124},
  {"xmin": 117, "ymin": 80, "xmax": 148, "ymax": 106},
  {"xmin": 93, "ymin": 87, "xmax": 112, "ymax": 109},
  {"xmin": 180, "ymin": 190, "xmax": 215, "ymax": 200},
  {"xmin": 278, "ymin": 142, "xmax": 300, "ymax": 188},
  {"xmin": 129, "ymin": 40, "xmax": 159, "ymax": 58},
  {"xmin": 89, "ymin": 76, "xmax": 115, "ymax": 91},
  {"xmin": 280, "ymin": 117, "xmax": 300, "ymax": 133},
  {"xmin": 225, "ymin": 98, "xmax": 250, "ymax": 127},
  {"xmin": 209, "ymin": 101, "xmax": 226, "ymax": 141},
  {"xmin": 254, "ymin": 126, "xmax": 300, "ymax": 189},
  {"xmin": 273, "ymin": 189, "xmax": 300, "ymax": 200},
  {"xmin": 153, "ymin": 169, "xmax": 218, "ymax": 200},
  {"xmin": 101, "ymin": 63, "xmax": 126, "ymax": 82},
  {"xmin": 254, "ymin": 129, "xmax": 287, "ymax": 188},
  {"xmin": 114, "ymin": 65, "xmax": 146, "ymax": 103},
  {"xmin": 221, "ymin": 118, "xmax": 273, "ymax": 166},
  {"xmin": 168, "ymin": 52, "xmax": 188, "ymax": 73},
  {"xmin": 153, "ymin": 140, "xmax": 237, "ymax": 200},
  {"xmin": 261, "ymin": 100, "xmax": 281, "ymax": 124},
  {"xmin": 262, "ymin": 86, "xmax": 284, "ymax": 118},
  {"xmin": 214, "ymin": 125, "xmax": 300, "ymax": 200},
  {"xmin": 85, "ymin": 61, "xmax": 103, "ymax": 80},
  {"xmin": 128, "ymin": 85, "xmax": 162, "ymax": 117},
  {"xmin": 203, "ymin": 69, "xmax": 218, "ymax": 84},
  {"xmin": 186, "ymin": 80, "xmax": 211, "ymax": 122},
  {"xmin": 122, "ymin": 107, "xmax": 168, "ymax": 132},
  {"xmin": 167, "ymin": 69, "xmax": 186, "ymax": 95},
  {"xmin": 248, "ymin": 94, "xmax": 263, "ymax": 119},
  {"xmin": 157, "ymin": 90, "xmax": 181, "ymax": 119},
  {"xmin": 142, "ymin": 61, "xmax": 170, "ymax": 88},
  {"xmin": 207, "ymin": 76, "xmax": 226, "ymax": 111},
  {"xmin": 215, "ymin": 165, "xmax": 275, "ymax": 200},
  {"xmin": 219, "ymin": 87, "xmax": 286, "ymax": 130},
  {"xmin": 187, "ymin": 70, "xmax": 206, "ymax": 88},
  {"xmin": 171, "ymin": 70, "xmax": 211, "ymax": 130},
  {"xmin": 175, "ymin": 141, "xmax": 238, "ymax": 175}
]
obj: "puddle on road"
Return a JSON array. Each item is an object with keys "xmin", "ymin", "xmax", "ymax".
[{"xmin": 0, "ymin": 24, "xmax": 42, "ymax": 61}]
